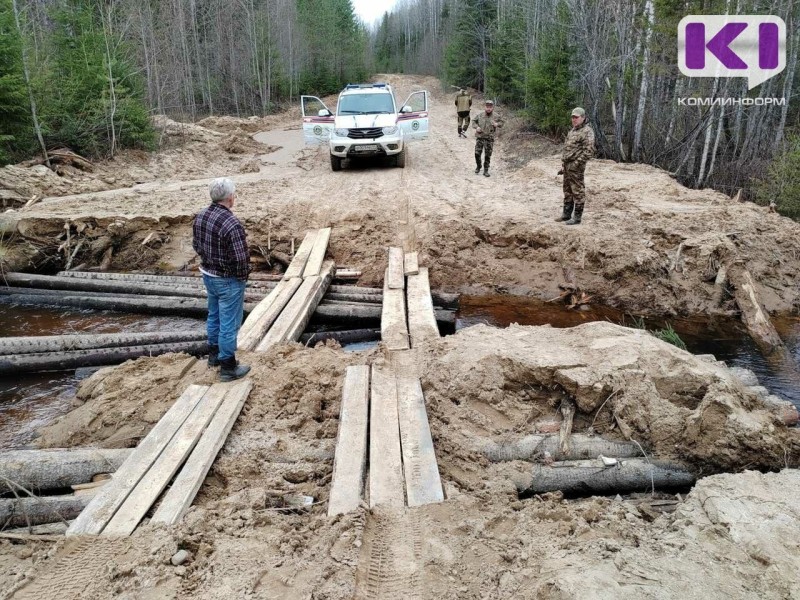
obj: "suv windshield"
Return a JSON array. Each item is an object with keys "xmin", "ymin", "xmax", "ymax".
[{"xmin": 338, "ymin": 93, "xmax": 395, "ymax": 115}]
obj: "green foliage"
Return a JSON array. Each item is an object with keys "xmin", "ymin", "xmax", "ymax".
[
  {"xmin": 443, "ymin": 0, "xmax": 496, "ymax": 90},
  {"xmin": 40, "ymin": 2, "xmax": 154, "ymax": 158},
  {"xmin": 297, "ymin": 0, "xmax": 368, "ymax": 95},
  {"xmin": 0, "ymin": 0, "xmax": 31, "ymax": 165},
  {"xmin": 524, "ymin": 1, "xmax": 574, "ymax": 134},
  {"xmin": 754, "ymin": 134, "xmax": 800, "ymax": 221},
  {"xmin": 486, "ymin": 10, "xmax": 525, "ymax": 107},
  {"xmin": 653, "ymin": 323, "xmax": 687, "ymax": 351}
]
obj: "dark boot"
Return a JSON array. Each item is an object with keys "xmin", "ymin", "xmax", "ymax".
[
  {"xmin": 483, "ymin": 169, "xmax": 490, "ymax": 177},
  {"xmin": 566, "ymin": 204, "xmax": 584, "ymax": 225},
  {"xmin": 220, "ymin": 356, "xmax": 251, "ymax": 382},
  {"xmin": 207, "ymin": 345, "xmax": 220, "ymax": 367},
  {"xmin": 554, "ymin": 201, "xmax": 574, "ymax": 222}
]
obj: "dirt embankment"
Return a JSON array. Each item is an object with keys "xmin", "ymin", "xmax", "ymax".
[
  {"xmin": 2, "ymin": 74, "xmax": 799, "ymax": 321},
  {"xmin": 3, "ymin": 323, "xmax": 799, "ymax": 598}
]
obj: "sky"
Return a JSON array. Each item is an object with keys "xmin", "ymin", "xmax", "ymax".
[{"xmin": 351, "ymin": 0, "xmax": 399, "ymax": 26}]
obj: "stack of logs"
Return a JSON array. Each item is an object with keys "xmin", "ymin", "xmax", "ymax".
[{"xmin": 0, "ymin": 271, "xmax": 459, "ymax": 375}]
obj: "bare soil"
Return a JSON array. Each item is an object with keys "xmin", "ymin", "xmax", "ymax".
[{"xmin": 1, "ymin": 74, "xmax": 800, "ymax": 598}]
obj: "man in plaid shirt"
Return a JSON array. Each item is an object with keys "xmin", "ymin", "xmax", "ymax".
[{"xmin": 192, "ymin": 177, "xmax": 251, "ymax": 382}]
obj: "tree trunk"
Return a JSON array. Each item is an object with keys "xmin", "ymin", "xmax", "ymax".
[
  {"xmin": 0, "ymin": 494, "xmax": 92, "ymax": 528},
  {"xmin": 0, "ymin": 341, "xmax": 208, "ymax": 376},
  {"xmin": 475, "ymin": 433, "xmax": 642, "ymax": 462},
  {"xmin": 1, "ymin": 448, "xmax": 131, "ymax": 494},
  {"xmin": 517, "ymin": 459, "xmax": 695, "ymax": 497},
  {"xmin": 299, "ymin": 328, "xmax": 381, "ymax": 346},
  {"xmin": 0, "ymin": 330, "xmax": 205, "ymax": 355}
]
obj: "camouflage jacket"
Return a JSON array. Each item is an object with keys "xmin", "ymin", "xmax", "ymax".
[
  {"xmin": 562, "ymin": 122, "xmax": 595, "ymax": 165},
  {"xmin": 455, "ymin": 93, "xmax": 472, "ymax": 112},
  {"xmin": 472, "ymin": 112, "xmax": 503, "ymax": 139}
]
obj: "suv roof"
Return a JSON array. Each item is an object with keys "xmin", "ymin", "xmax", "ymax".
[{"xmin": 340, "ymin": 82, "xmax": 393, "ymax": 95}]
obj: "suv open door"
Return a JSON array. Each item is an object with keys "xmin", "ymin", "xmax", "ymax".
[
  {"xmin": 397, "ymin": 91, "xmax": 429, "ymax": 141},
  {"xmin": 301, "ymin": 96, "xmax": 334, "ymax": 145}
]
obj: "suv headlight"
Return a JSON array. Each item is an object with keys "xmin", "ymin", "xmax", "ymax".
[
  {"xmin": 382, "ymin": 126, "xmax": 399, "ymax": 135},
  {"xmin": 334, "ymin": 128, "xmax": 349, "ymax": 137}
]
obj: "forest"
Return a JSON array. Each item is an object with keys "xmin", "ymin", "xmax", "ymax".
[{"xmin": 1, "ymin": 0, "xmax": 798, "ymax": 216}]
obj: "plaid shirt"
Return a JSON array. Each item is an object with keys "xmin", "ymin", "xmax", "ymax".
[{"xmin": 192, "ymin": 203, "xmax": 250, "ymax": 280}]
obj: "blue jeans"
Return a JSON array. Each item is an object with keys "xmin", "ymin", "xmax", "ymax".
[{"xmin": 202, "ymin": 274, "xmax": 246, "ymax": 361}]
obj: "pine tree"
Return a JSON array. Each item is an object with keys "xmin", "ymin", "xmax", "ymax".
[
  {"xmin": 0, "ymin": 0, "xmax": 30, "ymax": 164},
  {"xmin": 524, "ymin": 1, "xmax": 575, "ymax": 135},
  {"xmin": 443, "ymin": 0, "xmax": 496, "ymax": 90},
  {"xmin": 486, "ymin": 9, "xmax": 526, "ymax": 107}
]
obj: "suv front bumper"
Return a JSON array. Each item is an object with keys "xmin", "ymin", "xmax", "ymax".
[{"xmin": 330, "ymin": 137, "xmax": 404, "ymax": 158}]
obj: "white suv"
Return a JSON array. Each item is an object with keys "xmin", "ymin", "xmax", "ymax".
[{"xmin": 301, "ymin": 83, "xmax": 429, "ymax": 171}]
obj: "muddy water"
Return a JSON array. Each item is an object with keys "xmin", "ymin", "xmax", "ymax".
[
  {"xmin": 0, "ymin": 305, "xmax": 202, "ymax": 449},
  {"xmin": 457, "ymin": 295, "xmax": 800, "ymax": 408}
]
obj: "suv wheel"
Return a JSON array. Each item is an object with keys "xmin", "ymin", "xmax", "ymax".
[
  {"xmin": 394, "ymin": 148, "xmax": 406, "ymax": 168},
  {"xmin": 330, "ymin": 154, "xmax": 343, "ymax": 171}
]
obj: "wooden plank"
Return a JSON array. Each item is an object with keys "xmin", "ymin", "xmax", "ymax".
[
  {"xmin": 387, "ymin": 247, "xmax": 405, "ymax": 290},
  {"xmin": 403, "ymin": 252, "xmax": 419, "ymax": 276},
  {"xmin": 327, "ymin": 366, "xmax": 370, "ymax": 516},
  {"xmin": 397, "ymin": 376, "xmax": 444, "ymax": 507},
  {"xmin": 381, "ymin": 269, "xmax": 409, "ymax": 351},
  {"xmin": 406, "ymin": 267, "xmax": 440, "ymax": 347},
  {"xmin": 369, "ymin": 364, "xmax": 405, "ymax": 508},
  {"xmin": 150, "ymin": 380, "xmax": 253, "ymax": 526},
  {"xmin": 283, "ymin": 231, "xmax": 317, "ymax": 280},
  {"xmin": 238, "ymin": 277, "xmax": 303, "ymax": 351},
  {"xmin": 101, "ymin": 385, "xmax": 229, "ymax": 536},
  {"xmin": 302, "ymin": 227, "xmax": 331, "ymax": 278},
  {"xmin": 66, "ymin": 385, "xmax": 209, "ymax": 536},
  {"xmin": 256, "ymin": 261, "xmax": 335, "ymax": 351}
]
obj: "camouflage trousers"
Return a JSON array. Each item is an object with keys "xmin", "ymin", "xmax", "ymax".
[
  {"xmin": 457, "ymin": 111, "xmax": 471, "ymax": 133},
  {"xmin": 475, "ymin": 137, "xmax": 494, "ymax": 169},
  {"xmin": 563, "ymin": 162, "xmax": 586, "ymax": 206}
]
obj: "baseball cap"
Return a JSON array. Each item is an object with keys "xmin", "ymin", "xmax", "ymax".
[
  {"xmin": 571, "ymin": 107, "xmax": 585, "ymax": 117},
  {"xmin": 485, "ymin": 99, "xmax": 495, "ymax": 105}
]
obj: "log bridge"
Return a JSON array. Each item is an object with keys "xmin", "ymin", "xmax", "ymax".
[{"xmin": 0, "ymin": 230, "xmax": 459, "ymax": 374}]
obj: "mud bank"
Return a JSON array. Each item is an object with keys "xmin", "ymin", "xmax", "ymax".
[{"xmin": 2, "ymin": 323, "xmax": 799, "ymax": 598}]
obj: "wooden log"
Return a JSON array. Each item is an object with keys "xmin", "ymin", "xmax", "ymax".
[
  {"xmin": 57, "ymin": 270, "xmax": 274, "ymax": 289},
  {"xmin": 256, "ymin": 261, "xmax": 335, "ymax": 351},
  {"xmin": 328, "ymin": 366, "xmax": 370, "ymax": 516},
  {"xmin": 381, "ymin": 269, "xmax": 409, "ymax": 351},
  {"xmin": 325, "ymin": 292, "xmax": 383, "ymax": 304},
  {"xmin": 406, "ymin": 267, "xmax": 440, "ymax": 347},
  {"xmin": 369, "ymin": 364, "xmax": 405, "ymax": 508},
  {"xmin": 0, "ymin": 291, "xmax": 212, "ymax": 318},
  {"xmin": 283, "ymin": 231, "xmax": 317, "ymax": 279},
  {"xmin": 727, "ymin": 265, "xmax": 784, "ymax": 353},
  {"xmin": 0, "ymin": 448, "xmax": 131, "ymax": 494},
  {"xmin": 300, "ymin": 329, "xmax": 381, "ymax": 346},
  {"xmin": 473, "ymin": 434, "xmax": 642, "ymax": 462},
  {"xmin": 302, "ymin": 227, "xmax": 331, "ymax": 278},
  {"xmin": 397, "ymin": 376, "xmax": 443, "ymax": 507},
  {"xmin": 0, "ymin": 342, "xmax": 208, "ymax": 376},
  {"xmin": 0, "ymin": 331, "xmax": 205, "ymax": 356},
  {"xmin": 238, "ymin": 277, "xmax": 303, "ymax": 351},
  {"xmin": 103, "ymin": 384, "xmax": 229, "ymax": 536},
  {"xmin": 2, "ymin": 272, "xmax": 266, "ymax": 301},
  {"xmin": 150, "ymin": 381, "xmax": 252, "ymax": 526},
  {"xmin": 0, "ymin": 495, "xmax": 92, "ymax": 529},
  {"xmin": 314, "ymin": 303, "xmax": 455, "ymax": 326},
  {"xmin": 66, "ymin": 385, "xmax": 209, "ymax": 536},
  {"xmin": 516, "ymin": 459, "xmax": 695, "ymax": 497},
  {"xmin": 387, "ymin": 247, "xmax": 405, "ymax": 290}
]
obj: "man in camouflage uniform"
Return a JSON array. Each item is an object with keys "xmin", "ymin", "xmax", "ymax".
[
  {"xmin": 472, "ymin": 99, "xmax": 503, "ymax": 177},
  {"xmin": 556, "ymin": 107, "xmax": 595, "ymax": 225},
  {"xmin": 455, "ymin": 89, "xmax": 472, "ymax": 138}
]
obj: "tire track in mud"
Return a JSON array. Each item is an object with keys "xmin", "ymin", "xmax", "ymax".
[
  {"xmin": 10, "ymin": 537, "xmax": 130, "ymax": 600},
  {"xmin": 355, "ymin": 508, "xmax": 426, "ymax": 600}
]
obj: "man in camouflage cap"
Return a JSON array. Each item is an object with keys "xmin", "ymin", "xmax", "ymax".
[
  {"xmin": 472, "ymin": 99, "xmax": 503, "ymax": 177},
  {"xmin": 455, "ymin": 88, "xmax": 472, "ymax": 138},
  {"xmin": 556, "ymin": 107, "xmax": 595, "ymax": 225}
]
